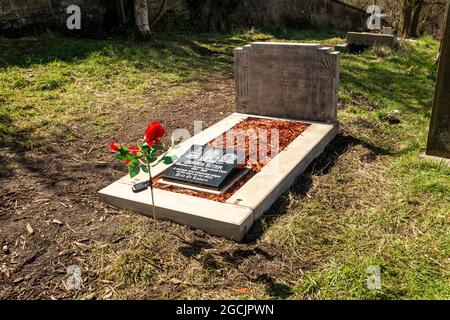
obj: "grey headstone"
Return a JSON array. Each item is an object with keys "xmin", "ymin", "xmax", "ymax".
[
  {"xmin": 346, "ymin": 32, "xmax": 398, "ymax": 48},
  {"xmin": 426, "ymin": 1, "xmax": 450, "ymax": 159},
  {"xmin": 383, "ymin": 27, "xmax": 393, "ymax": 35},
  {"xmin": 234, "ymin": 42, "xmax": 339, "ymax": 123}
]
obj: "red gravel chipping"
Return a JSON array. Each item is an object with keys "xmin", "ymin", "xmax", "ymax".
[{"xmin": 153, "ymin": 118, "xmax": 309, "ymax": 202}]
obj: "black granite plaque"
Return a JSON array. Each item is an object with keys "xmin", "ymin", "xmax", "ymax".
[{"xmin": 161, "ymin": 145, "xmax": 246, "ymax": 191}]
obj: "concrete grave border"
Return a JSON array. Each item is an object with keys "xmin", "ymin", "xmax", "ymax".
[
  {"xmin": 100, "ymin": 42, "xmax": 340, "ymax": 241},
  {"xmin": 346, "ymin": 32, "xmax": 399, "ymax": 48}
]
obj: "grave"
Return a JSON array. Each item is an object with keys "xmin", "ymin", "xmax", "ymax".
[
  {"xmin": 99, "ymin": 42, "xmax": 340, "ymax": 241},
  {"xmin": 383, "ymin": 27, "xmax": 393, "ymax": 35},
  {"xmin": 346, "ymin": 31, "xmax": 398, "ymax": 49}
]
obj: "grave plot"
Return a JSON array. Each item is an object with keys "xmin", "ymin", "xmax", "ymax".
[
  {"xmin": 335, "ymin": 27, "xmax": 399, "ymax": 53},
  {"xmin": 99, "ymin": 42, "xmax": 340, "ymax": 241},
  {"xmin": 336, "ymin": 31, "xmax": 399, "ymax": 53}
]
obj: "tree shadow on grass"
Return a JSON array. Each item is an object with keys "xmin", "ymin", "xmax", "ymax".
[
  {"xmin": 0, "ymin": 30, "xmax": 248, "ymax": 72},
  {"xmin": 219, "ymin": 247, "xmax": 274, "ymax": 264},
  {"xmin": 0, "ymin": 27, "xmax": 345, "ymax": 71},
  {"xmin": 0, "ymin": 112, "xmax": 36, "ymax": 178},
  {"xmin": 246, "ymin": 274, "xmax": 295, "ymax": 299},
  {"xmin": 265, "ymin": 28, "xmax": 346, "ymax": 42},
  {"xmin": 265, "ymin": 278, "xmax": 295, "ymax": 299},
  {"xmin": 340, "ymin": 62, "xmax": 435, "ymax": 115},
  {"xmin": 244, "ymin": 133, "xmax": 392, "ymax": 243},
  {"xmin": 177, "ymin": 236, "xmax": 290, "ymax": 297},
  {"xmin": 0, "ymin": 110, "xmax": 113, "ymax": 202},
  {"xmin": 0, "ymin": 153, "xmax": 8, "ymax": 178},
  {"xmin": 178, "ymin": 239, "xmax": 213, "ymax": 258},
  {"xmin": 0, "ymin": 32, "xmax": 230, "ymax": 75},
  {"xmin": 0, "ymin": 28, "xmax": 349, "ymax": 161},
  {"xmin": 173, "ymin": 133, "xmax": 389, "ymax": 297}
]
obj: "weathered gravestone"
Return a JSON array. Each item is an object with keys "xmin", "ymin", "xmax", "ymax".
[
  {"xmin": 346, "ymin": 31, "xmax": 398, "ymax": 48},
  {"xmin": 425, "ymin": 1, "xmax": 450, "ymax": 162},
  {"xmin": 100, "ymin": 43, "xmax": 340, "ymax": 241},
  {"xmin": 383, "ymin": 27, "xmax": 393, "ymax": 35},
  {"xmin": 235, "ymin": 43, "xmax": 339, "ymax": 123}
]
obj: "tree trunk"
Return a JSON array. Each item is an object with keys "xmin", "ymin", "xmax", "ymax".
[
  {"xmin": 409, "ymin": 2, "xmax": 425, "ymax": 37},
  {"xmin": 401, "ymin": 0, "xmax": 426, "ymax": 37},
  {"xmin": 134, "ymin": 0, "xmax": 151, "ymax": 35},
  {"xmin": 401, "ymin": 0, "xmax": 414, "ymax": 36},
  {"xmin": 426, "ymin": 0, "xmax": 450, "ymax": 158},
  {"xmin": 115, "ymin": 0, "xmax": 127, "ymax": 24},
  {"xmin": 150, "ymin": 0, "xmax": 168, "ymax": 27}
]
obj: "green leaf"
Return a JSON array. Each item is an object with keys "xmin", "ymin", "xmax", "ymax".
[
  {"xmin": 118, "ymin": 146, "xmax": 130, "ymax": 156},
  {"xmin": 141, "ymin": 145, "xmax": 151, "ymax": 153},
  {"xmin": 162, "ymin": 155, "xmax": 178, "ymax": 165},
  {"xmin": 129, "ymin": 156, "xmax": 139, "ymax": 166},
  {"xmin": 141, "ymin": 164, "xmax": 149, "ymax": 173},
  {"xmin": 115, "ymin": 154, "xmax": 126, "ymax": 161},
  {"xmin": 129, "ymin": 163, "xmax": 140, "ymax": 178},
  {"xmin": 147, "ymin": 154, "xmax": 158, "ymax": 163},
  {"xmin": 152, "ymin": 142, "xmax": 163, "ymax": 151}
]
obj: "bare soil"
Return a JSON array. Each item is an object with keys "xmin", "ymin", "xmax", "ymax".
[
  {"xmin": 0, "ymin": 77, "xmax": 238, "ymax": 299},
  {"xmin": 1, "ymin": 75, "xmax": 429, "ymax": 300}
]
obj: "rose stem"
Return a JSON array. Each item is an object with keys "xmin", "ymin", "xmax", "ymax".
[{"xmin": 147, "ymin": 159, "xmax": 157, "ymax": 224}]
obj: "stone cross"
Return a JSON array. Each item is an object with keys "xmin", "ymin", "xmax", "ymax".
[
  {"xmin": 234, "ymin": 42, "xmax": 340, "ymax": 123},
  {"xmin": 426, "ymin": 1, "xmax": 450, "ymax": 159}
]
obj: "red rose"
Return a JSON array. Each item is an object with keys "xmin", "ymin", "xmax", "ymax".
[
  {"xmin": 144, "ymin": 122, "xmax": 165, "ymax": 147},
  {"xmin": 127, "ymin": 146, "xmax": 140, "ymax": 155},
  {"xmin": 110, "ymin": 142, "xmax": 122, "ymax": 152}
]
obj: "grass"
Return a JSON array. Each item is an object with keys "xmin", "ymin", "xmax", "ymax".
[
  {"xmin": 1, "ymin": 28, "xmax": 448, "ymax": 299},
  {"xmin": 0, "ymin": 28, "xmax": 349, "ymax": 148}
]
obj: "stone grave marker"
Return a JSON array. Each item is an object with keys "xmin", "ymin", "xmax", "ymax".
[
  {"xmin": 235, "ymin": 42, "xmax": 339, "ymax": 123},
  {"xmin": 100, "ymin": 42, "xmax": 340, "ymax": 241},
  {"xmin": 346, "ymin": 31, "xmax": 398, "ymax": 48},
  {"xmin": 383, "ymin": 27, "xmax": 393, "ymax": 35},
  {"xmin": 425, "ymin": 1, "xmax": 450, "ymax": 163}
]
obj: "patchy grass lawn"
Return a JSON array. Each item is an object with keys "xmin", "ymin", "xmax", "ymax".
[{"xmin": 0, "ymin": 29, "xmax": 448, "ymax": 300}]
